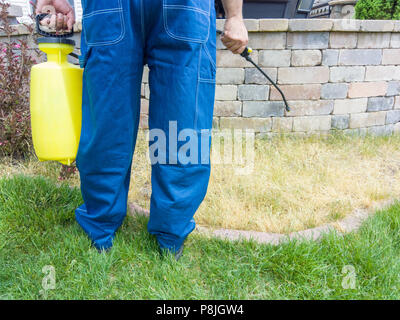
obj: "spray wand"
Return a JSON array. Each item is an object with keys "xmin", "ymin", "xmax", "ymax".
[{"xmin": 217, "ymin": 30, "xmax": 290, "ymax": 112}]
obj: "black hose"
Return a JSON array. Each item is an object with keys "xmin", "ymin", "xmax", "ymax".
[
  {"xmin": 244, "ymin": 56, "xmax": 290, "ymax": 112},
  {"xmin": 216, "ymin": 29, "xmax": 290, "ymax": 112}
]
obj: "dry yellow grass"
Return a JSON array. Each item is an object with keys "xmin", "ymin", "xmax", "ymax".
[{"xmin": 2, "ymin": 132, "xmax": 400, "ymax": 233}]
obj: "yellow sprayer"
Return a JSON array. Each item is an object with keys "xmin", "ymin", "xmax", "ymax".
[{"xmin": 30, "ymin": 9, "xmax": 83, "ymax": 166}]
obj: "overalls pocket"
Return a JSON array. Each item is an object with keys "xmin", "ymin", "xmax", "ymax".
[
  {"xmin": 163, "ymin": 0, "xmax": 211, "ymax": 43},
  {"xmin": 196, "ymin": 47, "xmax": 216, "ymax": 130},
  {"xmin": 199, "ymin": 44, "xmax": 216, "ymax": 82},
  {"xmin": 82, "ymin": 0, "xmax": 125, "ymax": 47}
]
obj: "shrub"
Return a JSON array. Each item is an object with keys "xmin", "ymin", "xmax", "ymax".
[
  {"xmin": 355, "ymin": 0, "xmax": 400, "ymax": 20},
  {"xmin": 0, "ymin": 1, "xmax": 40, "ymax": 158},
  {"xmin": 0, "ymin": 2, "xmax": 77, "ymax": 179}
]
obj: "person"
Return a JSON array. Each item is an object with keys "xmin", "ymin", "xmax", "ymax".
[{"xmin": 35, "ymin": 0, "xmax": 248, "ymax": 259}]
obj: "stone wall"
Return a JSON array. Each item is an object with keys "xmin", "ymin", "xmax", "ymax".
[
  {"xmin": 213, "ymin": 18, "xmax": 400, "ymax": 136},
  {"xmin": 3, "ymin": 18, "xmax": 400, "ymax": 135}
]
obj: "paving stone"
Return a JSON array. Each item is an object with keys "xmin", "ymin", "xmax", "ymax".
[
  {"xmin": 348, "ymin": 81, "xmax": 387, "ymax": 98},
  {"xmin": 269, "ymin": 84, "xmax": 321, "ymax": 101},
  {"xmin": 365, "ymin": 66, "xmax": 400, "ymax": 81},
  {"xmin": 278, "ymin": 66, "xmax": 329, "ymax": 84},
  {"xmin": 330, "ymin": 66, "xmax": 365, "ymax": 82},
  {"xmin": 330, "ymin": 32, "xmax": 357, "ymax": 49},
  {"xmin": 216, "ymin": 68, "xmax": 245, "ymax": 84},
  {"xmin": 243, "ymin": 101, "xmax": 285, "ymax": 117},
  {"xmin": 285, "ymin": 100, "xmax": 334, "ymax": 116},
  {"xmin": 287, "ymin": 32, "xmax": 329, "ymax": 49},
  {"xmin": 248, "ymin": 32, "xmax": 286, "ymax": 50},
  {"xmin": 259, "ymin": 19, "xmax": 288, "ymax": 31},
  {"xmin": 293, "ymin": 116, "xmax": 331, "ymax": 132},
  {"xmin": 333, "ymin": 98, "xmax": 368, "ymax": 114},
  {"xmin": 338, "ymin": 49, "xmax": 382, "ymax": 66},
  {"xmin": 238, "ymin": 85, "xmax": 269, "ymax": 101},
  {"xmin": 215, "ymin": 85, "xmax": 237, "ymax": 100},
  {"xmin": 214, "ymin": 101, "xmax": 242, "ymax": 117},
  {"xmin": 332, "ymin": 19, "xmax": 361, "ymax": 32},
  {"xmin": 322, "ymin": 49, "xmax": 339, "ymax": 66},
  {"xmin": 386, "ymin": 110, "xmax": 400, "ymax": 124},
  {"xmin": 288, "ymin": 19, "xmax": 333, "ymax": 32},
  {"xmin": 217, "ymin": 50, "xmax": 259, "ymax": 68},
  {"xmin": 394, "ymin": 20, "xmax": 400, "ymax": 32},
  {"xmin": 245, "ymin": 67, "xmax": 277, "ymax": 84},
  {"xmin": 321, "ymin": 83, "xmax": 348, "ymax": 99},
  {"xmin": 382, "ymin": 49, "xmax": 400, "ymax": 65},
  {"xmin": 367, "ymin": 97, "xmax": 394, "ymax": 112},
  {"xmin": 331, "ymin": 114, "xmax": 350, "ymax": 129},
  {"xmin": 360, "ymin": 20, "xmax": 394, "ymax": 32},
  {"xmin": 390, "ymin": 33, "xmax": 400, "ymax": 48},
  {"xmin": 357, "ymin": 33, "xmax": 390, "ymax": 48},
  {"xmin": 387, "ymin": 81, "xmax": 400, "ymax": 96},
  {"xmin": 244, "ymin": 19, "xmax": 259, "ymax": 32},
  {"xmin": 259, "ymin": 50, "xmax": 291, "ymax": 67},
  {"xmin": 350, "ymin": 112, "xmax": 387, "ymax": 128},
  {"xmin": 216, "ymin": 19, "xmax": 225, "ymax": 32},
  {"xmin": 395, "ymin": 96, "xmax": 400, "ymax": 109},
  {"xmin": 291, "ymin": 50, "xmax": 322, "ymax": 66}
]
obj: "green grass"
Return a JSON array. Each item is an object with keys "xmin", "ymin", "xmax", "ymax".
[{"xmin": 1, "ymin": 174, "xmax": 400, "ymax": 299}]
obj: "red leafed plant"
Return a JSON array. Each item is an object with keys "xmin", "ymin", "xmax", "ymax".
[
  {"xmin": 0, "ymin": 1, "xmax": 77, "ymax": 180},
  {"xmin": 0, "ymin": 1, "xmax": 40, "ymax": 158}
]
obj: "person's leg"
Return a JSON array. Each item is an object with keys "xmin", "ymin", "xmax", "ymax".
[
  {"xmin": 144, "ymin": 0, "xmax": 217, "ymax": 252},
  {"xmin": 75, "ymin": 0, "xmax": 144, "ymax": 250}
]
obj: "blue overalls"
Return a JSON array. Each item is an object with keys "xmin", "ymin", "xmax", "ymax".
[{"xmin": 75, "ymin": 0, "xmax": 216, "ymax": 252}]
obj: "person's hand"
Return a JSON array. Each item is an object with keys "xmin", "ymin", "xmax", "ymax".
[
  {"xmin": 221, "ymin": 16, "xmax": 248, "ymax": 55},
  {"xmin": 35, "ymin": 0, "xmax": 75, "ymax": 32}
]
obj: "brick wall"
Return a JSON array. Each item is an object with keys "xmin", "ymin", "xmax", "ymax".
[
  {"xmin": 212, "ymin": 18, "xmax": 400, "ymax": 136},
  {"xmin": 3, "ymin": 18, "xmax": 400, "ymax": 135}
]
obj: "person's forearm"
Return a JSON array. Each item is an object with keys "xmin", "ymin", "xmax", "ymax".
[{"xmin": 221, "ymin": 0, "xmax": 243, "ymax": 19}]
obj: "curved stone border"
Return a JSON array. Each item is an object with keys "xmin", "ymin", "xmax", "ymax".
[{"xmin": 128, "ymin": 199, "xmax": 395, "ymax": 245}]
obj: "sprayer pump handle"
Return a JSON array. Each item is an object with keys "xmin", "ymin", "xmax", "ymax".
[{"xmin": 36, "ymin": 13, "xmax": 74, "ymax": 39}]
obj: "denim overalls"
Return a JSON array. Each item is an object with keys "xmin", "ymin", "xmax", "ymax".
[{"xmin": 75, "ymin": 0, "xmax": 216, "ymax": 251}]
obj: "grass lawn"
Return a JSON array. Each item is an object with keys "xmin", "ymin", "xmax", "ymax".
[
  {"xmin": 1, "ymin": 174, "xmax": 400, "ymax": 299},
  {"xmin": 1, "ymin": 133, "xmax": 400, "ymax": 233}
]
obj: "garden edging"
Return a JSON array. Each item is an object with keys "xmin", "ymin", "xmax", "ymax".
[{"xmin": 128, "ymin": 199, "xmax": 396, "ymax": 245}]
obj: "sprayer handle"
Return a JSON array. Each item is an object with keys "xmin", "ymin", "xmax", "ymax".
[
  {"xmin": 216, "ymin": 29, "xmax": 252, "ymax": 58},
  {"xmin": 240, "ymin": 47, "xmax": 253, "ymax": 58},
  {"xmin": 36, "ymin": 13, "xmax": 74, "ymax": 39}
]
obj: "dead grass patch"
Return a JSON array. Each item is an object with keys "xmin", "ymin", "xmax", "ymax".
[{"xmin": 2, "ymin": 132, "xmax": 400, "ymax": 233}]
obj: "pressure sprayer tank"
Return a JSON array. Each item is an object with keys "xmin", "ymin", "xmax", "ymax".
[{"xmin": 30, "ymin": 13, "xmax": 83, "ymax": 166}]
